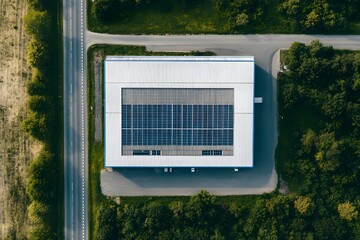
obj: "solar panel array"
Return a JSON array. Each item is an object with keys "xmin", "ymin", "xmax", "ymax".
[{"xmin": 121, "ymin": 104, "xmax": 234, "ymax": 146}]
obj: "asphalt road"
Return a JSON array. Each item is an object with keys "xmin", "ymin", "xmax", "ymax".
[{"xmin": 63, "ymin": 0, "xmax": 87, "ymax": 239}]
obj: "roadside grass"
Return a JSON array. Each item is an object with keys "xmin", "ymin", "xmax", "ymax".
[{"xmin": 87, "ymin": 44, "xmax": 106, "ymax": 240}]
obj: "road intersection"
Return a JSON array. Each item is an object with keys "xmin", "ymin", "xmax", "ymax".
[{"xmin": 63, "ymin": 0, "xmax": 360, "ymax": 238}]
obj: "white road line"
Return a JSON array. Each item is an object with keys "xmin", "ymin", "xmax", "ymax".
[{"xmin": 80, "ymin": 0, "xmax": 86, "ymax": 238}]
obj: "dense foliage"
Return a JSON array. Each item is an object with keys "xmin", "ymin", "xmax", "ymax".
[
  {"xmin": 23, "ymin": 0, "xmax": 62, "ymax": 238},
  {"xmin": 215, "ymin": 0, "xmax": 267, "ymax": 31},
  {"xmin": 97, "ymin": 190, "xmax": 358, "ymax": 239},
  {"xmin": 95, "ymin": 41, "xmax": 360, "ymax": 239},
  {"xmin": 278, "ymin": 41, "xmax": 360, "ymax": 196},
  {"xmin": 278, "ymin": 0, "xmax": 360, "ymax": 32},
  {"xmin": 90, "ymin": 0, "xmax": 360, "ymax": 33}
]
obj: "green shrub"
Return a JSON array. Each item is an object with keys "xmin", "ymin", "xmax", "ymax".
[
  {"xmin": 22, "ymin": 112, "xmax": 50, "ymax": 141},
  {"xmin": 24, "ymin": 10, "xmax": 51, "ymax": 40},
  {"xmin": 27, "ymin": 70, "xmax": 47, "ymax": 96},
  {"xmin": 26, "ymin": 150, "xmax": 57, "ymax": 203},
  {"xmin": 26, "ymin": 39, "xmax": 50, "ymax": 71},
  {"xmin": 28, "ymin": 96, "xmax": 53, "ymax": 114}
]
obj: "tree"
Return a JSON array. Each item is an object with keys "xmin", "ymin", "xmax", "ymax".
[
  {"xmin": 22, "ymin": 112, "xmax": 50, "ymax": 140},
  {"xmin": 27, "ymin": 223, "xmax": 53, "ymax": 240},
  {"xmin": 278, "ymin": 0, "xmax": 301, "ymax": 31},
  {"xmin": 257, "ymin": 220, "xmax": 279, "ymax": 240},
  {"xmin": 287, "ymin": 42, "xmax": 309, "ymax": 70},
  {"xmin": 294, "ymin": 196, "xmax": 314, "ymax": 216},
  {"xmin": 305, "ymin": 10, "xmax": 320, "ymax": 30},
  {"xmin": 97, "ymin": 203, "xmax": 118, "ymax": 240},
  {"xmin": 210, "ymin": 229, "xmax": 225, "ymax": 240},
  {"xmin": 28, "ymin": 96, "xmax": 52, "ymax": 114},
  {"xmin": 315, "ymin": 132, "xmax": 341, "ymax": 172},
  {"xmin": 313, "ymin": 217, "xmax": 347, "ymax": 240},
  {"xmin": 301, "ymin": 129, "xmax": 317, "ymax": 154},
  {"xmin": 26, "ymin": 150, "xmax": 57, "ymax": 203},
  {"xmin": 28, "ymin": 201, "xmax": 51, "ymax": 225},
  {"xmin": 309, "ymin": 40, "xmax": 335, "ymax": 59},
  {"xmin": 280, "ymin": 82, "xmax": 299, "ymax": 110},
  {"xmin": 236, "ymin": 13, "xmax": 249, "ymax": 27},
  {"xmin": 187, "ymin": 190, "xmax": 218, "ymax": 227},
  {"xmin": 24, "ymin": 10, "xmax": 51, "ymax": 40},
  {"xmin": 119, "ymin": 203, "xmax": 145, "ymax": 239},
  {"xmin": 27, "ymin": 70, "xmax": 47, "ymax": 96},
  {"xmin": 143, "ymin": 201, "xmax": 172, "ymax": 237},
  {"xmin": 27, "ymin": 0, "xmax": 48, "ymax": 11},
  {"xmin": 338, "ymin": 202, "xmax": 358, "ymax": 221},
  {"xmin": 27, "ymin": 39, "xmax": 50, "ymax": 71}
]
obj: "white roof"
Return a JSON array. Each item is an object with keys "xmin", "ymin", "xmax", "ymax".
[{"xmin": 105, "ymin": 56, "xmax": 254, "ymax": 167}]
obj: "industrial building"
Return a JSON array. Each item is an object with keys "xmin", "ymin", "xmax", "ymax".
[{"xmin": 104, "ymin": 56, "xmax": 254, "ymax": 167}]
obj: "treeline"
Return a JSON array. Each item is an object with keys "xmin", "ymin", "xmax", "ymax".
[
  {"xmin": 277, "ymin": 41, "xmax": 360, "ymax": 236},
  {"xmin": 97, "ymin": 190, "xmax": 358, "ymax": 240},
  {"xmin": 23, "ymin": 0, "xmax": 61, "ymax": 239},
  {"xmin": 91, "ymin": 0, "xmax": 360, "ymax": 33},
  {"xmin": 216, "ymin": 0, "xmax": 360, "ymax": 32},
  {"xmin": 278, "ymin": 0, "xmax": 360, "ymax": 32}
]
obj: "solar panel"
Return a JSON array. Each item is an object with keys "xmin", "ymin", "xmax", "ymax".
[{"xmin": 122, "ymin": 104, "xmax": 233, "ymax": 146}]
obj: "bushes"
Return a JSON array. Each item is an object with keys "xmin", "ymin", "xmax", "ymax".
[
  {"xmin": 22, "ymin": 112, "xmax": 50, "ymax": 141},
  {"xmin": 23, "ymin": 0, "xmax": 61, "ymax": 238},
  {"xmin": 24, "ymin": 10, "xmax": 51, "ymax": 40},
  {"xmin": 277, "ymin": 41, "xmax": 360, "ymax": 237},
  {"xmin": 97, "ymin": 190, "xmax": 355, "ymax": 239},
  {"xmin": 96, "ymin": 203, "xmax": 118, "ymax": 240},
  {"xmin": 26, "ymin": 150, "xmax": 58, "ymax": 240},
  {"xmin": 27, "ymin": 71, "xmax": 47, "ymax": 96},
  {"xmin": 27, "ymin": 0, "xmax": 49, "ymax": 11},
  {"xmin": 278, "ymin": 0, "xmax": 347, "ymax": 32},
  {"xmin": 26, "ymin": 39, "xmax": 50, "ymax": 71},
  {"xmin": 28, "ymin": 96, "xmax": 53, "ymax": 114},
  {"xmin": 27, "ymin": 151, "xmax": 57, "ymax": 203}
]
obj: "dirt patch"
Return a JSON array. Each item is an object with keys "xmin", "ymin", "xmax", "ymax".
[
  {"xmin": 0, "ymin": 0, "xmax": 42, "ymax": 238},
  {"xmin": 278, "ymin": 176, "xmax": 289, "ymax": 195},
  {"xmin": 94, "ymin": 51, "xmax": 103, "ymax": 143}
]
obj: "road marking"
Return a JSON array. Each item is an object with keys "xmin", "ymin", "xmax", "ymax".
[{"xmin": 80, "ymin": 0, "xmax": 86, "ymax": 238}]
